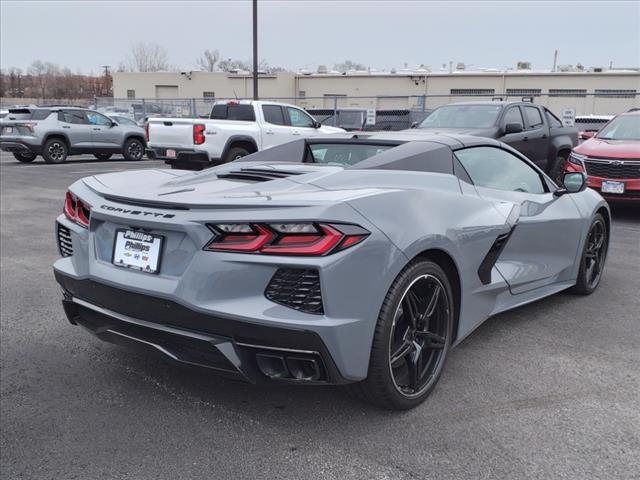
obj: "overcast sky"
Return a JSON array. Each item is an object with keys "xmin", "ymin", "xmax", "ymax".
[{"xmin": 1, "ymin": 0, "xmax": 639, "ymax": 74}]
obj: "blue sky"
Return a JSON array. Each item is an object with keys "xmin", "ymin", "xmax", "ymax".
[{"xmin": 1, "ymin": 0, "xmax": 638, "ymax": 73}]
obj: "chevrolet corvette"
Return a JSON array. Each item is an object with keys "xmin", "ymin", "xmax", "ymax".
[{"xmin": 53, "ymin": 133, "xmax": 610, "ymax": 409}]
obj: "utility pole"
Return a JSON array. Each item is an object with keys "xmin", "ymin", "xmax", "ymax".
[
  {"xmin": 101, "ymin": 65, "xmax": 111, "ymax": 97},
  {"xmin": 252, "ymin": 0, "xmax": 258, "ymax": 100}
]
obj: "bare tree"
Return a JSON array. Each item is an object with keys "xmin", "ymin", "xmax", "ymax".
[
  {"xmin": 128, "ymin": 42, "xmax": 170, "ymax": 72},
  {"xmin": 196, "ymin": 49, "xmax": 220, "ymax": 72}
]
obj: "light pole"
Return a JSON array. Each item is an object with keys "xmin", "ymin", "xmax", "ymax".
[{"xmin": 252, "ymin": 0, "xmax": 258, "ymax": 100}]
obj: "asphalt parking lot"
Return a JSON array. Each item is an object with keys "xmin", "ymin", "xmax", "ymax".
[{"xmin": 1, "ymin": 151, "xmax": 639, "ymax": 480}]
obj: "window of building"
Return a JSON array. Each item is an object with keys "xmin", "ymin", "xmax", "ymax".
[
  {"xmin": 450, "ymin": 89, "xmax": 495, "ymax": 96},
  {"xmin": 126, "ymin": 90, "xmax": 136, "ymax": 99},
  {"xmin": 506, "ymin": 88, "xmax": 542, "ymax": 97},
  {"xmin": 594, "ymin": 89, "xmax": 637, "ymax": 98},
  {"xmin": 203, "ymin": 91, "xmax": 216, "ymax": 102},
  {"xmin": 298, "ymin": 90, "xmax": 306, "ymax": 98},
  {"xmin": 548, "ymin": 89, "xmax": 587, "ymax": 97}
]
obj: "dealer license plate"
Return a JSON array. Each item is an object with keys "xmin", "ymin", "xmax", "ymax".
[
  {"xmin": 601, "ymin": 181, "xmax": 625, "ymax": 194},
  {"xmin": 2, "ymin": 126, "xmax": 14, "ymax": 135},
  {"xmin": 166, "ymin": 149, "xmax": 176, "ymax": 158},
  {"xmin": 112, "ymin": 229, "xmax": 163, "ymax": 274}
]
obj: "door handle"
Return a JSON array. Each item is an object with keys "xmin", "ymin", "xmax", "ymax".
[
  {"xmin": 292, "ymin": 131, "xmax": 301, "ymax": 136},
  {"xmin": 265, "ymin": 130, "xmax": 275, "ymax": 135},
  {"xmin": 62, "ymin": 125, "xmax": 70, "ymax": 129},
  {"xmin": 93, "ymin": 128, "xmax": 101, "ymax": 131}
]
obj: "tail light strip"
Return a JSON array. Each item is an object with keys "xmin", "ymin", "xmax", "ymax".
[
  {"xmin": 205, "ymin": 223, "xmax": 369, "ymax": 256},
  {"xmin": 64, "ymin": 191, "xmax": 91, "ymax": 228}
]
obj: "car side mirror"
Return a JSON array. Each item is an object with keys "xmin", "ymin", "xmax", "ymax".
[
  {"xmin": 410, "ymin": 121, "xmax": 419, "ymax": 129},
  {"xmin": 554, "ymin": 172, "xmax": 587, "ymax": 197},
  {"xmin": 504, "ymin": 122, "xmax": 523, "ymax": 134},
  {"xmin": 110, "ymin": 121, "xmax": 118, "ymax": 127},
  {"xmin": 313, "ymin": 120, "xmax": 321, "ymax": 129},
  {"xmin": 579, "ymin": 131, "xmax": 595, "ymax": 140}
]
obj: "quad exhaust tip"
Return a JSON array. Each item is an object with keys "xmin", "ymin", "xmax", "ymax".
[{"xmin": 256, "ymin": 353, "xmax": 322, "ymax": 381}]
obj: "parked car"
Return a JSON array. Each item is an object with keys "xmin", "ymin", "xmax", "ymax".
[
  {"xmin": 413, "ymin": 100, "xmax": 578, "ymax": 180},
  {"xmin": 53, "ymin": 132, "xmax": 609, "ymax": 410},
  {"xmin": 146, "ymin": 100, "xmax": 345, "ymax": 170},
  {"xmin": 0, "ymin": 107, "xmax": 146, "ymax": 163},
  {"xmin": 564, "ymin": 109, "xmax": 640, "ymax": 202},
  {"xmin": 306, "ymin": 108, "xmax": 367, "ymax": 131},
  {"xmin": 575, "ymin": 115, "xmax": 615, "ymax": 143},
  {"xmin": 105, "ymin": 113, "xmax": 139, "ymax": 127}
]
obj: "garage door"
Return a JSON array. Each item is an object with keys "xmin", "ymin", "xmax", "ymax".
[{"xmin": 155, "ymin": 85, "xmax": 179, "ymax": 98}]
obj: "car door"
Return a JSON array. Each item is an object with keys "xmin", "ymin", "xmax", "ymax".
[
  {"xmin": 498, "ymin": 106, "xmax": 530, "ymax": 156},
  {"xmin": 285, "ymin": 106, "xmax": 321, "ymax": 138},
  {"xmin": 86, "ymin": 111, "xmax": 121, "ymax": 150},
  {"xmin": 455, "ymin": 146, "xmax": 583, "ymax": 294},
  {"xmin": 60, "ymin": 110, "xmax": 93, "ymax": 150},
  {"xmin": 260, "ymin": 105, "xmax": 294, "ymax": 149},
  {"xmin": 521, "ymin": 105, "xmax": 551, "ymax": 169}
]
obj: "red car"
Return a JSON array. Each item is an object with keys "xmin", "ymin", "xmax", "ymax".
[{"xmin": 564, "ymin": 110, "xmax": 640, "ymax": 202}]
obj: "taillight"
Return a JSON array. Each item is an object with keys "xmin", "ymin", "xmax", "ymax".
[
  {"xmin": 193, "ymin": 124, "xmax": 205, "ymax": 145},
  {"xmin": 144, "ymin": 122, "xmax": 150, "ymax": 142},
  {"xmin": 16, "ymin": 122, "xmax": 36, "ymax": 134},
  {"xmin": 64, "ymin": 191, "xmax": 90, "ymax": 228},
  {"xmin": 204, "ymin": 222, "xmax": 369, "ymax": 256}
]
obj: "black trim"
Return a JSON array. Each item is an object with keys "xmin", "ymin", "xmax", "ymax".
[
  {"xmin": 477, "ymin": 226, "xmax": 516, "ymax": 285},
  {"xmin": 0, "ymin": 141, "xmax": 42, "ymax": 154},
  {"xmin": 54, "ymin": 271, "xmax": 347, "ymax": 384}
]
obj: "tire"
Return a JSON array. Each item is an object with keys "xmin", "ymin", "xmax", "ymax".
[
  {"xmin": 549, "ymin": 154, "xmax": 568, "ymax": 185},
  {"xmin": 348, "ymin": 259, "xmax": 454, "ymax": 410},
  {"xmin": 42, "ymin": 138, "xmax": 68, "ymax": 164},
  {"xmin": 13, "ymin": 152, "xmax": 37, "ymax": 163},
  {"xmin": 123, "ymin": 138, "xmax": 144, "ymax": 161},
  {"xmin": 94, "ymin": 153, "xmax": 113, "ymax": 161},
  {"xmin": 224, "ymin": 146, "xmax": 250, "ymax": 163},
  {"xmin": 571, "ymin": 213, "xmax": 608, "ymax": 295}
]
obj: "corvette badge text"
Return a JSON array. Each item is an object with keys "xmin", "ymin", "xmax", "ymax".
[{"xmin": 99, "ymin": 205, "xmax": 175, "ymax": 219}]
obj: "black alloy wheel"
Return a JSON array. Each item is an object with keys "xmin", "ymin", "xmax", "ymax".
[
  {"xmin": 388, "ymin": 274, "xmax": 450, "ymax": 398},
  {"xmin": 348, "ymin": 259, "xmax": 454, "ymax": 410},
  {"xmin": 572, "ymin": 213, "xmax": 608, "ymax": 294}
]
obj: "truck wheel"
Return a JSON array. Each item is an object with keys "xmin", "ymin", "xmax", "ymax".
[
  {"xmin": 550, "ymin": 154, "xmax": 568, "ymax": 185},
  {"xmin": 94, "ymin": 153, "xmax": 113, "ymax": 161},
  {"xmin": 42, "ymin": 138, "xmax": 68, "ymax": 163},
  {"xmin": 224, "ymin": 146, "xmax": 250, "ymax": 163},
  {"xmin": 13, "ymin": 152, "xmax": 37, "ymax": 163},
  {"xmin": 123, "ymin": 138, "xmax": 144, "ymax": 161}
]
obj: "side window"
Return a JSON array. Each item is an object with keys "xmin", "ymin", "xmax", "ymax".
[
  {"xmin": 524, "ymin": 106, "xmax": 544, "ymax": 129},
  {"xmin": 62, "ymin": 110, "xmax": 88, "ymax": 125},
  {"xmin": 86, "ymin": 112, "xmax": 112, "ymax": 126},
  {"xmin": 545, "ymin": 108, "xmax": 562, "ymax": 127},
  {"xmin": 286, "ymin": 107, "xmax": 314, "ymax": 128},
  {"xmin": 503, "ymin": 107, "xmax": 524, "ymax": 127},
  {"xmin": 455, "ymin": 146, "xmax": 545, "ymax": 194},
  {"xmin": 262, "ymin": 105, "xmax": 286, "ymax": 125}
]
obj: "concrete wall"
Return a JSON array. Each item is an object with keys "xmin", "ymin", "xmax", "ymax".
[{"xmin": 113, "ymin": 71, "xmax": 640, "ymax": 115}]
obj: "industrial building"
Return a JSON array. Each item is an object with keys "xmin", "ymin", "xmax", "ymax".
[{"xmin": 112, "ymin": 69, "xmax": 640, "ymax": 115}]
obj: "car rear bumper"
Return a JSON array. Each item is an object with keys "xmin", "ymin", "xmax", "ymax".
[
  {"xmin": 55, "ymin": 270, "xmax": 349, "ymax": 385},
  {"xmin": 146, "ymin": 146, "xmax": 221, "ymax": 171},
  {"xmin": 0, "ymin": 140, "xmax": 41, "ymax": 154}
]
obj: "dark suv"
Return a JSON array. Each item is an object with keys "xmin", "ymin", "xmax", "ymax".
[{"xmin": 0, "ymin": 107, "xmax": 146, "ymax": 163}]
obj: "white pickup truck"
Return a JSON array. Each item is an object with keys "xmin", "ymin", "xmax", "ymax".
[{"xmin": 145, "ymin": 100, "xmax": 345, "ymax": 169}]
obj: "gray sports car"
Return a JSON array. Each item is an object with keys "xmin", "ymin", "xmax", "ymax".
[{"xmin": 53, "ymin": 133, "xmax": 610, "ymax": 410}]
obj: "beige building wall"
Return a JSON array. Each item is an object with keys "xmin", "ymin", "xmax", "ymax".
[{"xmin": 113, "ymin": 71, "xmax": 640, "ymax": 115}]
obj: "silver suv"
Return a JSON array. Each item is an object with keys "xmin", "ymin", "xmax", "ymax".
[{"xmin": 0, "ymin": 107, "xmax": 146, "ymax": 163}]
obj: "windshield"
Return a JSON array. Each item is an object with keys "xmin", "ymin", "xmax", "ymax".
[
  {"xmin": 596, "ymin": 115, "xmax": 640, "ymax": 141},
  {"xmin": 309, "ymin": 143, "xmax": 393, "ymax": 165},
  {"xmin": 418, "ymin": 105, "xmax": 501, "ymax": 128}
]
